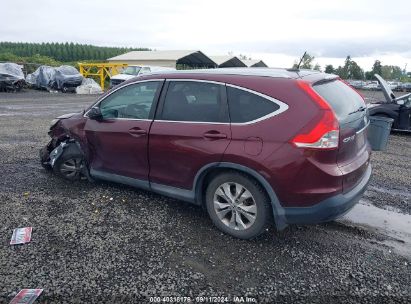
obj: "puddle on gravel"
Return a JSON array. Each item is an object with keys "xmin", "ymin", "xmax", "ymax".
[{"xmin": 340, "ymin": 201, "xmax": 411, "ymax": 258}]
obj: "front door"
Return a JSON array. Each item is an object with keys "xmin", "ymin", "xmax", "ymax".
[
  {"xmin": 149, "ymin": 80, "xmax": 231, "ymax": 190},
  {"xmin": 84, "ymin": 80, "xmax": 163, "ymax": 181}
]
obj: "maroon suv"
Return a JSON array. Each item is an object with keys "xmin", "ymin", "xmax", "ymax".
[{"xmin": 40, "ymin": 68, "xmax": 372, "ymax": 239}]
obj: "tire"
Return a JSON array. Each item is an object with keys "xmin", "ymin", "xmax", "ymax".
[
  {"xmin": 61, "ymin": 86, "xmax": 68, "ymax": 93},
  {"xmin": 53, "ymin": 144, "xmax": 84, "ymax": 181},
  {"xmin": 205, "ymin": 171, "xmax": 272, "ymax": 239}
]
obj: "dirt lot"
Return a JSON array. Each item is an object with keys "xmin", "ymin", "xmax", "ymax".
[{"xmin": 0, "ymin": 90, "xmax": 410, "ymax": 303}]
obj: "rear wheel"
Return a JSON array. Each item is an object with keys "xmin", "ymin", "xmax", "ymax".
[
  {"xmin": 53, "ymin": 145, "xmax": 84, "ymax": 181},
  {"xmin": 205, "ymin": 172, "xmax": 272, "ymax": 239}
]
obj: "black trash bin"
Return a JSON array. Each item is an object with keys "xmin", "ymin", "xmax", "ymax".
[{"xmin": 367, "ymin": 116, "xmax": 394, "ymax": 151}]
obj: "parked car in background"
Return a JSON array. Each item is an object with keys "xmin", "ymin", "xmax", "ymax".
[
  {"xmin": 368, "ymin": 74, "xmax": 411, "ymax": 132},
  {"xmin": 26, "ymin": 65, "xmax": 83, "ymax": 92},
  {"xmin": 387, "ymin": 81, "xmax": 401, "ymax": 91},
  {"xmin": 400, "ymin": 82, "xmax": 411, "ymax": 92},
  {"xmin": 346, "ymin": 80, "xmax": 366, "ymax": 89},
  {"xmin": 0, "ymin": 62, "xmax": 25, "ymax": 92},
  {"xmin": 40, "ymin": 68, "xmax": 372, "ymax": 239},
  {"xmin": 110, "ymin": 65, "xmax": 176, "ymax": 87},
  {"xmin": 363, "ymin": 81, "xmax": 380, "ymax": 90}
]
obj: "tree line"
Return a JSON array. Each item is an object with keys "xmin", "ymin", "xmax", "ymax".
[
  {"xmin": 0, "ymin": 42, "xmax": 149, "ymax": 62},
  {"xmin": 294, "ymin": 53, "xmax": 409, "ymax": 81}
]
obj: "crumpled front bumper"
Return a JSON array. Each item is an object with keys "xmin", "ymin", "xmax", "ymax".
[{"xmin": 39, "ymin": 139, "xmax": 70, "ymax": 168}]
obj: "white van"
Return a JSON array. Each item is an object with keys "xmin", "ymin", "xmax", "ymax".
[{"xmin": 110, "ymin": 65, "xmax": 175, "ymax": 87}]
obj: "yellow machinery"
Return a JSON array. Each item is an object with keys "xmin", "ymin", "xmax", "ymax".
[{"xmin": 78, "ymin": 62, "xmax": 128, "ymax": 90}]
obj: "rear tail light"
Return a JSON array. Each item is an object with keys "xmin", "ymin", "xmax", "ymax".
[{"xmin": 291, "ymin": 81, "xmax": 339, "ymax": 149}]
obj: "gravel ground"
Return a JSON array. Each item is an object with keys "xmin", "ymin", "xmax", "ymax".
[{"xmin": 0, "ymin": 90, "xmax": 410, "ymax": 303}]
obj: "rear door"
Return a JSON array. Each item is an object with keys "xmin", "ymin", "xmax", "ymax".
[
  {"xmin": 149, "ymin": 80, "xmax": 231, "ymax": 190},
  {"xmin": 313, "ymin": 79, "xmax": 370, "ymax": 191},
  {"xmin": 84, "ymin": 80, "xmax": 163, "ymax": 181}
]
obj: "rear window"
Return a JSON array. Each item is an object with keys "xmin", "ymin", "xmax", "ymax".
[{"xmin": 313, "ymin": 80, "xmax": 365, "ymax": 121}]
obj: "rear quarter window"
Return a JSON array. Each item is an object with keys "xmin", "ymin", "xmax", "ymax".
[
  {"xmin": 227, "ymin": 86, "xmax": 281, "ymax": 123},
  {"xmin": 313, "ymin": 80, "xmax": 365, "ymax": 122}
]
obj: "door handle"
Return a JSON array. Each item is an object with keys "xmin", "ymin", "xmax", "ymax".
[
  {"xmin": 203, "ymin": 131, "xmax": 227, "ymax": 140},
  {"xmin": 128, "ymin": 128, "xmax": 147, "ymax": 137}
]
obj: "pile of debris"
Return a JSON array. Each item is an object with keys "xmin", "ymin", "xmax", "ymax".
[
  {"xmin": 0, "ymin": 62, "xmax": 25, "ymax": 92},
  {"xmin": 76, "ymin": 78, "xmax": 103, "ymax": 94}
]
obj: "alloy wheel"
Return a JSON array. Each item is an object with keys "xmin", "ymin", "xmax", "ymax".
[
  {"xmin": 213, "ymin": 182, "xmax": 257, "ymax": 230},
  {"xmin": 59, "ymin": 158, "xmax": 83, "ymax": 179}
]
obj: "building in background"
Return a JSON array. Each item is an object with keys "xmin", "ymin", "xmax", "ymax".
[
  {"xmin": 241, "ymin": 59, "xmax": 268, "ymax": 67},
  {"xmin": 107, "ymin": 50, "xmax": 216, "ymax": 69},
  {"xmin": 209, "ymin": 55, "xmax": 247, "ymax": 68}
]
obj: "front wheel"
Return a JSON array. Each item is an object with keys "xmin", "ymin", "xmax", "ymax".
[
  {"xmin": 205, "ymin": 172, "xmax": 272, "ymax": 239},
  {"xmin": 53, "ymin": 145, "xmax": 85, "ymax": 181}
]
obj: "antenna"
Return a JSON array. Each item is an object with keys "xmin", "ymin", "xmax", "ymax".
[{"xmin": 296, "ymin": 51, "xmax": 307, "ymax": 69}]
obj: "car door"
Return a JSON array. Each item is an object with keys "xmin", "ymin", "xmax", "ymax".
[
  {"xmin": 84, "ymin": 80, "xmax": 164, "ymax": 184},
  {"xmin": 149, "ymin": 80, "xmax": 231, "ymax": 190}
]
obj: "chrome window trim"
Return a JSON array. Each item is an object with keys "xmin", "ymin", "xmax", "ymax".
[
  {"xmin": 83, "ymin": 78, "xmax": 289, "ymax": 125},
  {"xmin": 154, "ymin": 79, "xmax": 289, "ymax": 125},
  {"xmin": 226, "ymin": 84, "xmax": 289, "ymax": 125},
  {"xmin": 83, "ymin": 79, "xmax": 165, "ymax": 119}
]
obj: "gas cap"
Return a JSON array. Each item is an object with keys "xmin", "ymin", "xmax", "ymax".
[{"xmin": 244, "ymin": 137, "xmax": 263, "ymax": 156}]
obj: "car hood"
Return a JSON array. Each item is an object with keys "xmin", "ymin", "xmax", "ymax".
[
  {"xmin": 111, "ymin": 73, "xmax": 135, "ymax": 81},
  {"xmin": 56, "ymin": 112, "xmax": 80, "ymax": 119},
  {"xmin": 375, "ymin": 74, "xmax": 396, "ymax": 102}
]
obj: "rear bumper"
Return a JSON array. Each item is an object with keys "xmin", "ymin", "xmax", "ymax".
[{"xmin": 283, "ymin": 164, "xmax": 371, "ymax": 224}]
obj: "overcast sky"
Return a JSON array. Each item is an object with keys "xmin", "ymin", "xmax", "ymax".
[{"xmin": 2, "ymin": 0, "xmax": 411, "ymax": 70}]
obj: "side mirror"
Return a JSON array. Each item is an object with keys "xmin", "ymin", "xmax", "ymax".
[{"xmin": 88, "ymin": 107, "xmax": 103, "ymax": 120}]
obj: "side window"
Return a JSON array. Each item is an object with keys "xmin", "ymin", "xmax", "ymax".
[
  {"xmin": 99, "ymin": 81, "xmax": 161, "ymax": 120},
  {"xmin": 227, "ymin": 86, "xmax": 280, "ymax": 123},
  {"xmin": 161, "ymin": 81, "xmax": 228, "ymax": 122}
]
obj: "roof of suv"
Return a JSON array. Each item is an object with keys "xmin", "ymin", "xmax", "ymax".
[{"xmin": 147, "ymin": 67, "xmax": 334, "ymax": 80}]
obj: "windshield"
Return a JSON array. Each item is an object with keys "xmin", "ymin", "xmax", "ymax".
[
  {"xmin": 57, "ymin": 65, "xmax": 80, "ymax": 75},
  {"xmin": 122, "ymin": 66, "xmax": 141, "ymax": 75}
]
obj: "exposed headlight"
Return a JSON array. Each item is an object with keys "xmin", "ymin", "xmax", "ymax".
[{"xmin": 50, "ymin": 118, "xmax": 60, "ymax": 129}]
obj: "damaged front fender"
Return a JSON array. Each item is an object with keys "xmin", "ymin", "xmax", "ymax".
[{"xmin": 40, "ymin": 138, "xmax": 92, "ymax": 181}]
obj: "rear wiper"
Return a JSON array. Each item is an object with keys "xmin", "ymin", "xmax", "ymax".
[{"xmin": 348, "ymin": 106, "xmax": 366, "ymax": 115}]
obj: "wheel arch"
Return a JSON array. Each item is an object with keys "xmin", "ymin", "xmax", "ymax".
[{"xmin": 193, "ymin": 162, "xmax": 287, "ymax": 230}]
